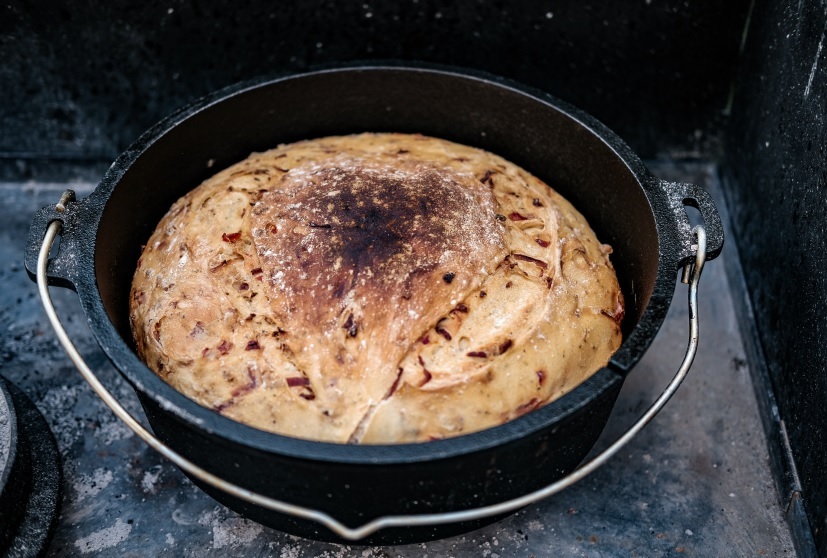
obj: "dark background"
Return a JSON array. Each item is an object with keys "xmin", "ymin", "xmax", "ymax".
[
  {"xmin": 723, "ymin": 0, "xmax": 827, "ymax": 554},
  {"xmin": 1, "ymin": 1, "xmax": 747, "ymax": 175},
  {"xmin": 1, "ymin": 0, "xmax": 825, "ymax": 555}
]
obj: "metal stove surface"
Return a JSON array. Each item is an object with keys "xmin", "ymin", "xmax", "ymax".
[{"xmin": 0, "ymin": 161, "xmax": 796, "ymax": 557}]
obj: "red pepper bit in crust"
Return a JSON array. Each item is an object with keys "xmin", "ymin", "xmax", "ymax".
[
  {"xmin": 515, "ymin": 397, "xmax": 540, "ymax": 416},
  {"xmin": 245, "ymin": 340, "xmax": 261, "ymax": 351},
  {"xmin": 230, "ymin": 366, "xmax": 259, "ymax": 398},
  {"xmin": 210, "ymin": 260, "xmax": 229, "ymax": 273},
  {"xmin": 417, "ymin": 356, "xmax": 433, "ymax": 387},
  {"xmin": 467, "ymin": 339, "xmax": 511, "ymax": 358},
  {"xmin": 513, "ymin": 253, "xmax": 549, "ymax": 270},
  {"xmin": 535, "ymin": 238, "xmax": 550, "ymax": 248},
  {"xmin": 436, "ymin": 325, "xmax": 452, "ymax": 341},
  {"xmin": 217, "ymin": 340, "xmax": 232, "ymax": 354},
  {"xmin": 600, "ymin": 307, "xmax": 625, "ymax": 325},
  {"xmin": 214, "ymin": 400, "xmax": 233, "ymax": 412},
  {"xmin": 222, "ymin": 231, "xmax": 242, "ymax": 243},
  {"xmin": 419, "ymin": 368, "xmax": 433, "ymax": 387},
  {"xmin": 189, "ymin": 321, "xmax": 205, "ymax": 337},
  {"xmin": 537, "ymin": 370, "xmax": 547, "ymax": 385},
  {"xmin": 384, "ymin": 368, "xmax": 404, "ymax": 399},
  {"xmin": 508, "ymin": 212, "xmax": 529, "ymax": 221},
  {"xmin": 285, "ymin": 373, "xmax": 316, "ymax": 399}
]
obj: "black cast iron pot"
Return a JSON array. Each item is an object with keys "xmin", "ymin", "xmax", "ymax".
[{"xmin": 25, "ymin": 64, "xmax": 723, "ymax": 545}]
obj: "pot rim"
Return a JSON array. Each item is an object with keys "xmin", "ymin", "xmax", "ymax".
[{"xmin": 53, "ymin": 63, "xmax": 684, "ymax": 465}]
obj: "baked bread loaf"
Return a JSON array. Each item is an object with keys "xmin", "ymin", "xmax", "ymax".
[{"xmin": 129, "ymin": 133, "xmax": 624, "ymax": 444}]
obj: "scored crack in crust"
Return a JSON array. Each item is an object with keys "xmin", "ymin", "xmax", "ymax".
[{"xmin": 129, "ymin": 133, "xmax": 624, "ymax": 444}]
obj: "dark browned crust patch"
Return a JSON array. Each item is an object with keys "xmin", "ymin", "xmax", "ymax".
[{"xmin": 250, "ymin": 156, "xmax": 507, "ymax": 354}]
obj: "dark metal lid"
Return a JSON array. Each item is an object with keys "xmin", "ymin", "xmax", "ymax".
[
  {"xmin": 0, "ymin": 376, "xmax": 62, "ymax": 558},
  {"xmin": 0, "ymin": 379, "xmax": 12, "ymax": 477}
]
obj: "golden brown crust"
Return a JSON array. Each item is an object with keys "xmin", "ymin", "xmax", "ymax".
[{"xmin": 129, "ymin": 133, "xmax": 623, "ymax": 443}]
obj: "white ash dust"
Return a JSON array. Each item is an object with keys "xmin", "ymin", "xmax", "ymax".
[
  {"xmin": 140, "ymin": 464, "xmax": 163, "ymax": 494},
  {"xmin": 73, "ymin": 518, "xmax": 132, "ymax": 554},
  {"xmin": 37, "ymin": 384, "xmax": 82, "ymax": 451},
  {"xmin": 275, "ymin": 545, "xmax": 369, "ymax": 558},
  {"xmin": 94, "ymin": 418, "xmax": 134, "ymax": 445},
  {"xmin": 37, "ymin": 379, "xmax": 134, "ymax": 453},
  {"xmin": 73, "ymin": 467, "xmax": 114, "ymax": 501},
  {"xmin": 319, "ymin": 546, "xmax": 395, "ymax": 558},
  {"xmin": 527, "ymin": 519, "xmax": 545, "ymax": 531},
  {"xmin": 478, "ymin": 526, "xmax": 530, "ymax": 551},
  {"xmin": 478, "ymin": 539, "xmax": 500, "ymax": 558},
  {"xmin": 212, "ymin": 518, "xmax": 263, "ymax": 549},
  {"xmin": 287, "ymin": 546, "xmax": 364, "ymax": 558},
  {"xmin": 268, "ymin": 539, "xmax": 358, "ymax": 558},
  {"xmin": 198, "ymin": 506, "xmax": 263, "ymax": 549},
  {"xmin": 165, "ymin": 533, "xmax": 175, "ymax": 545}
]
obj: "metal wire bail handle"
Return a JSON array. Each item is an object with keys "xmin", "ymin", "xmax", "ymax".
[{"xmin": 36, "ymin": 199, "xmax": 707, "ymax": 541}]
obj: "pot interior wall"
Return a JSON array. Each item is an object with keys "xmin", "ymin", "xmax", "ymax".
[{"xmin": 94, "ymin": 69, "xmax": 660, "ymax": 357}]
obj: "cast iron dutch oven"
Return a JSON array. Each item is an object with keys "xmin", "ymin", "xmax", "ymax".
[{"xmin": 25, "ymin": 64, "xmax": 723, "ymax": 544}]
